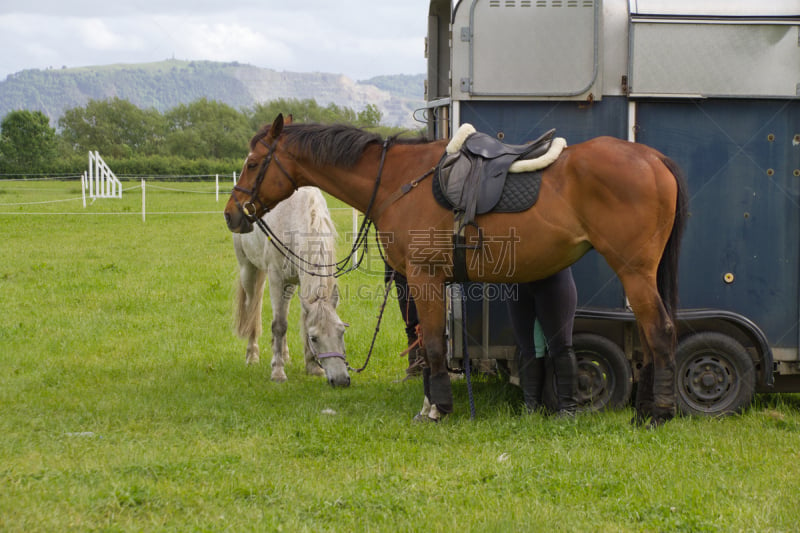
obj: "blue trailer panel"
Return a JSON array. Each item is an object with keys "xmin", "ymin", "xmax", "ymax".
[{"xmin": 636, "ymin": 99, "xmax": 800, "ymax": 349}]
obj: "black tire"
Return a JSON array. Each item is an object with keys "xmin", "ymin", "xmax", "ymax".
[
  {"xmin": 675, "ymin": 332, "xmax": 755, "ymax": 416},
  {"xmin": 543, "ymin": 333, "xmax": 633, "ymax": 412}
]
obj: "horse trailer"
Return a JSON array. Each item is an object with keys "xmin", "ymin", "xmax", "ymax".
[{"xmin": 424, "ymin": 0, "xmax": 800, "ymax": 415}]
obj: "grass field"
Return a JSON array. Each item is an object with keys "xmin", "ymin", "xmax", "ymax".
[{"xmin": 2, "ymin": 179, "xmax": 800, "ymax": 532}]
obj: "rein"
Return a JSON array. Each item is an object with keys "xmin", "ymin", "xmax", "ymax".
[{"xmin": 349, "ymin": 269, "xmax": 396, "ymax": 373}]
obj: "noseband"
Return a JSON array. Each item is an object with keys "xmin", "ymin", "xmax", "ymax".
[
  {"xmin": 233, "ymin": 138, "xmax": 298, "ymax": 221},
  {"xmin": 308, "ymin": 334, "xmax": 347, "ymax": 367}
]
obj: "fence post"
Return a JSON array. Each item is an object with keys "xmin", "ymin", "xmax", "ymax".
[
  {"xmin": 88, "ymin": 152, "xmax": 95, "ymax": 198},
  {"xmin": 141, "ymin": 178, "xmax": 146, "ymax": 222},
  {"xmin": 81, "ymin": 172, "xmax": 87, "ymax": 208},
  {"xmin": 215, "ymin": 174, "xmax": 219, "ymax": 202}
]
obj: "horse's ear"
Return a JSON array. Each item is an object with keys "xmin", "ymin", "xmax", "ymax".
[
  {"xmin": 270, "ymin": 114, "xmax": 285, "ymax": 138},
  {"xmin": 285, "ymin": 114, "xmax": 293, "ymax": 125},
  {"xmin": 330, "ymin": 284, "xmax": 339, "ymax": 309}
]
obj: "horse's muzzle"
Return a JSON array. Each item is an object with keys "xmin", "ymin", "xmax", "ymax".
[{"xmin": 224, "ymin": 210, "xmax": 254, "ymax": 234}]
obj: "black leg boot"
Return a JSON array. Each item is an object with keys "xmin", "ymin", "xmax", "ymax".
[
  {"xmin": 413, "ymin": 367, "xmax": 434, "ymax": 422},
  {"xmin": 632, "ymin": 362, "xmax": 654, "ymax": 426},
  {"xmin": 516, "ymin": 349, "xmax": 545, "ymax": 412},
  {"xmin": 552, "ymin": 347, "xmax": 578, "ymax": 416},
  {"xmin": 651, "ymin": 362, "xmax": 676, "ymax": 427}
]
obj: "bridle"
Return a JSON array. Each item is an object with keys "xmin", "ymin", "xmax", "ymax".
[
  {"xmin": 232, "ymin": 137, "xmax": 298, "ymax": 222},
  {"xmin": 307, "ymin": 333, "xmax": 347, "ymax": 367}
]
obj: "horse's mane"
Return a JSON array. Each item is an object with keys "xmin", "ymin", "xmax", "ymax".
[
  {"xmin": 297, "ymin": 187, "xmax": 339, "ymax": 296},
  {"xmin": 250, "ymin": 122, "xmax": 430, "ymax": 168},
  {"xmin": 306, "ymin": 187, "xmax": 337, "ymax": 239}
]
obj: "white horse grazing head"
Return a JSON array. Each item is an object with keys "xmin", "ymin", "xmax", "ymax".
[{"xmin": 302, "ymin": 289, "xmax": 350, "ymax": 388}]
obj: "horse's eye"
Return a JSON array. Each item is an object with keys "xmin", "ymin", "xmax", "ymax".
[
  {"xmin": 247, "ymin": 162, "xmax": 258, "ymax": 170},
  {"xmin": 309, "ymin": 336, "xmax": 319, "ymax": 344}
]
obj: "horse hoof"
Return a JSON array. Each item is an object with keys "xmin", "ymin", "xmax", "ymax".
[
  {"xmin": 271, "ymin": 372, "xmax": 288, "ymax": 383},
  {"xmin": 651, "ymin": 405, "xmax": 676, "ymax": 425},
  {"xmin": 412, "ymin": 403, "xmax": 445, "ymax": 423},
  {"xmin": 630, "ymin": 411, "xmax": 672, "ymax": 429},
  {"xmin": 246, "ymin": 355, "xmax": 260, "ymax": 365},
  {"xmin": 555, "ymin": 409, "xmax": 577, "ymax": 419},
  {"xmin": 412, "ymin": 413, "xmax": 438, "ymax": 423},
  {"xmin": 648, "ymin": 416, "xmax": 672, "ymax": 429}
]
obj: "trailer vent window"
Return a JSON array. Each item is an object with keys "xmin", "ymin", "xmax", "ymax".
[
  {"xmin": 489, "ymin": 0, "xmax": 537, "ymax": 7},
  {"xmin": 510, "ymin": 0, "xmax": 593, "ymax": 6}
]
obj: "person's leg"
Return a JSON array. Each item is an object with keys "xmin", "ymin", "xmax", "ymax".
[
  {"xmin": 507, "ymin": 283, "xmax": 544, "ymax": 411},
  {"xmin": 532, "ymin": 268, "xmax": 578, "ymax": 415}
]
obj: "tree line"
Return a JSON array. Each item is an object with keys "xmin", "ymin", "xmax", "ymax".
[{"xmin": 0, "ymin": 97, "xmax": 407, "ymax": 177}]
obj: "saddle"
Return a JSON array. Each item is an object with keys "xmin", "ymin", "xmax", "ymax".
[
  {"xmin": 433, "ymin": 124, "xmax": 565, "ymax": 282},
  {"xmin": 437, "ymin": 127, "xmax": 556, "ymax": 223}
]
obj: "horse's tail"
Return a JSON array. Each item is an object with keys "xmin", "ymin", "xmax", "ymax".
[
  {"xmin": 233, "ymin": 269, "xmax": 267, "ymax": 339},
  {"xmin": 657, "ymin": 156, "xmax": 689, "ymax": 321}
]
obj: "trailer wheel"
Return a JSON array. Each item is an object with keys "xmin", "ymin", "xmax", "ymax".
[
  {"xmin": 543, "ymin": 333, "xmax": 632, "ymax": 412},
  {"xmin": 675, "ymin": 332, "xmax": 755, "ymax": 416}
]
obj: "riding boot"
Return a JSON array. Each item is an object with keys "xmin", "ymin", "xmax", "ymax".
[
  {"xmin": 516, "ymin": 349, "xmax": 545, "ymax": 412},
  {"xmin": 552, "ymin": 347, "xmax": 578, "ymax": 416}
]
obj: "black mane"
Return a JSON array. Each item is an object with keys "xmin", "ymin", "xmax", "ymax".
[{"xmin": 250, "ymin": 122, "xmax": 430, "ymax": 168}]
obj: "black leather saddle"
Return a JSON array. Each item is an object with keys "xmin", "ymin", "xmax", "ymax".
[
  {"xmin": 434, "ymin": 127, "xmax": 556, "ymax": 282},
  {"xmin": 436, "ymin": 128, "xmax": 555, "ymax": 223}
]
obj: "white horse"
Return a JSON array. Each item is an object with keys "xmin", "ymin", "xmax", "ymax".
[{"xmin": 232, "ymin": 187, "xmax": 351, "ymax": 387}]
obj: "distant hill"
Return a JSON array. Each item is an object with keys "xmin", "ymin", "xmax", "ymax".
[{"xmin": 0, "ymin": 60, "xmax": 426, "ymax": 129}]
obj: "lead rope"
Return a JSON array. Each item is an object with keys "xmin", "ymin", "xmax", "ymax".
[
  {"xmin": 350, "ymin": 269, "xmax": 396, "ymax": 373},
  {"xmin": 460, "ymin": 284, "xmax": 476, "ymax": 419}
]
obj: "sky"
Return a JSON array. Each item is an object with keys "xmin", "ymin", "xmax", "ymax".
[{"xmin": 0, "ymin": 0, "xmax": 431, "ymax": 81}]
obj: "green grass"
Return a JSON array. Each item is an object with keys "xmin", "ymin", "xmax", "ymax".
[{"xmin": 2, "ymin": 180, "xmax": 800, "ymax": 532}]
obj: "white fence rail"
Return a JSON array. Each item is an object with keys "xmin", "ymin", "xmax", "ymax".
[{"xmin": 2, "ymin": 174, "xmax": 361, "ymax": 252}]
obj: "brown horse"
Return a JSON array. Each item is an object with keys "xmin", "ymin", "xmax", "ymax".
[{"xmin": 224, "ymin": 114, "xmax": 689, "ymax": 426}]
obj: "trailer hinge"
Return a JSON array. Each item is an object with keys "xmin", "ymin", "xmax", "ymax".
[
  {"xmin": 460, "ymin": 27, "xmax": 471, "ymax": 42},
  {"xmin": 460, "ymin": 77, "xmax": 472, "ymax": 92}
]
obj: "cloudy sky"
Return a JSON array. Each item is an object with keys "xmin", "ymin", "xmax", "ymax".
[{"xmin": 0, "ymin": 0, "xmax": 431, "ymax": 81}]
